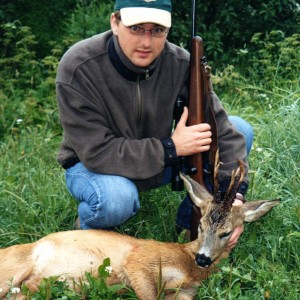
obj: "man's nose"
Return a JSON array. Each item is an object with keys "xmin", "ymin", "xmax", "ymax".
[{"xmin": 141, "ymin": 31, "xmax": 152, "ymax": 46}]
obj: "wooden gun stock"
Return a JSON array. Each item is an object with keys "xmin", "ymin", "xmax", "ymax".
[
  {"xmin": 188, "ymin": 36, "xmax": 206, "ymax": 186},
  {"xmin": 188, "ymin": 36, "xmax": 209, "ymax": 241}
]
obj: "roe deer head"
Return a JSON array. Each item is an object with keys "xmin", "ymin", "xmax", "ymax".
[{"xmin": 179, "ymin": 158, "xmax": 279, "ymax": 269}]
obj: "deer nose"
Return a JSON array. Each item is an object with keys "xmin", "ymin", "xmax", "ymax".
[{"xmin": 195, "ymin": 253, "xmax": 212, "ymax": 268}]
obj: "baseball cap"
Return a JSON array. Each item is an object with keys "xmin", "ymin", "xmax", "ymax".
[{"xmin": 114, "ymin": 0, "xmax": 172, "ymax": 28}]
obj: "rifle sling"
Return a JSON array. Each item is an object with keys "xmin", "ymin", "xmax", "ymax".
[{"xmin": 204, "ymin": 65, "xmax": 218, "ymax": 186}]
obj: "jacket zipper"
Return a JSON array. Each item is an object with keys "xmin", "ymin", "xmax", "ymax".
[
  {"xmin": 145, "ymin": 69, "xmax": 150, "ymax": 80},
  {"xmin": 136, "ymin": 70, "xmax": 150, "ymax": 126},
  {"xmin": 136, "ymin": 75, "xmax": 142, "ymax": 125}
]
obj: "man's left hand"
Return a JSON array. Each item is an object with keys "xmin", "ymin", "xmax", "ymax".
[{"xmin": 227, "ymin": 198, "xmax": 244, "ymax": 250}]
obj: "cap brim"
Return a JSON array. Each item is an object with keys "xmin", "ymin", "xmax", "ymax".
[{"xmin": 120, "ymin": 7, "xmax": 171, "ymax": 28}]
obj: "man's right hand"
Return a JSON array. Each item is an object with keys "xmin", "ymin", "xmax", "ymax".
[{"xmin": 171, "ymin": 107, "xmax": 212, "ymax": 157}]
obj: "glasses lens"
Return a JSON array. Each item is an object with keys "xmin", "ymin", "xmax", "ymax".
[
  {"xmin": 130, "ymin": 25, "xmax": 144, "ymax": 35},
  {"xmin": 129, "ymin": 25, "xmax": 168, "ymax": 37},
  {"xmin": 152, "ymin": 29, "xmax": 165, "ymax": 37}
]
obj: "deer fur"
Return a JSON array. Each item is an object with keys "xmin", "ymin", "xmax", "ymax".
[{"xmin": 0, "ymin": 167, "xmax": 280, "ymax": 300}]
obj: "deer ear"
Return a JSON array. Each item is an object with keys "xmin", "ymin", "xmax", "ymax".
[
  {"xmin": 179, "ymin": 173, "xmax": 213, "ymax": 208},
  {"xmin": 243, "ymin": 199, "xmax": 280, "ymax": 222}
]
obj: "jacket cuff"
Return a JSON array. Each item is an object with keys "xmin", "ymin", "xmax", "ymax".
[
  {"xmin": 237, "ymin": 181, "xmax": 248, "ymax": 196},
  {"xmin": 161, "ymin": 137, "xmax": 179, "ymax": 166}
]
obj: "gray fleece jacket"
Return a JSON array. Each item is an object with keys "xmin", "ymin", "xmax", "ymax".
[{"xmin": 56, "ymin": 30, "xmax": 248, "ymax": 192}]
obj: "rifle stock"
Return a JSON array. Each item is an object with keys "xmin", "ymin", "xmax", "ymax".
[
  {"xmin": 188, "ymin": 36, "xmax": 209, "ymax": 241},
  {"xmin": 188, "ymin": 36, "xmax": 205, "ymax": 186}
]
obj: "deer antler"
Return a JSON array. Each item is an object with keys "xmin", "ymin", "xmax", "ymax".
[
  {"xmin": 222, "ymin": 159, "xmax": 245, "ymax": 210},
  {"xmin": 213, "ymin": 149, "xmax": 220, "ymax": 192},
  {"xmin": 213, "ymin": 150, "xmax": 222, "ymax": 204},
  {"xmin": 212, "ymin": 151, "xmax": 245, "ymax": 209}
]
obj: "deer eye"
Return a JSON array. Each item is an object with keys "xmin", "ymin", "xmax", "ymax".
[{"xmin": 219, "ymin": 231, "xmax": 231, "ymax": 239}]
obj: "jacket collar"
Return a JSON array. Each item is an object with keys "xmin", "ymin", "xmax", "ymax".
[{"xmin": 108, "ymin": 35, "xmax": 158, "ymax": 81}]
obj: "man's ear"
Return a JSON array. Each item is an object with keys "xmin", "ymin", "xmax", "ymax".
[{"xmin": 110, "ymin": 13, "xmax": 119, "ymax": 35}]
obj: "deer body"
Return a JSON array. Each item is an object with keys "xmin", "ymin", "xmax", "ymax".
[
  {"xmin": 1, "ymin": 230, "xmax": 213, "ymax": 299},
  {"xmin": 0, "ymin": 172, "xmax": 280, "ymax": 300}
]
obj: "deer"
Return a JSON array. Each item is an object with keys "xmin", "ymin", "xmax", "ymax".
[{"xmin": 0, "ymin": 159, "xmax": 280, "ymax": 300}]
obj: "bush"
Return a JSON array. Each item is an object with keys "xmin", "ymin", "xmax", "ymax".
[{"xmin": 0, "ymin": 21, "xmax": 61, "ymax": 138}]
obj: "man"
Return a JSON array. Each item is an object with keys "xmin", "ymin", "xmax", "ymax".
[{"xmin": 56, "ymin": 0, "xmax": 253, "ymax": 247}]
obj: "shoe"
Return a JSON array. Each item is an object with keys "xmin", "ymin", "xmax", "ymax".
[{"xmin": 175, "ymin": 195, "xmax": 192, "ymax": 239}]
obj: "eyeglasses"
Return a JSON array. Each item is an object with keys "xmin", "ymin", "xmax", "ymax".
[{"xmin": 128, "ymin": 25, "xmax": 169, "ymax": 38}]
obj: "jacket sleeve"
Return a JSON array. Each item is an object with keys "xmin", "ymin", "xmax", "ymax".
[{"xmin": 210, "ymin": 92, "xmax": 249, "ymax": 195}]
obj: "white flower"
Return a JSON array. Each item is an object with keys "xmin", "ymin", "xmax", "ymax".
[
  {"xmin": 11, "ymin": 287, "xmax": 20, "ymax": 294},
  {"xmin": 16, "ymin": 119, "xmax": 23, "ymax": 124},
  {"xmin": 58, "ymin": 275, "xmax": 66, "ymax": 282},
  {"xmin": 105, "ymin": 266, "xmax": 113, "ymax": 274},
  {"xmin": 258, "ymin": 93, "xmax": 267, "ymax": 98}
]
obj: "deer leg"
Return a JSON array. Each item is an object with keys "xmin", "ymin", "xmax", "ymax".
[
  {"xmin": 2, "ymin": 295, "xmax": 26, "ymax": 300},
  {"xmin": 164, "ymin": 287, "xmax": 197, "ymax": 300},
  {"xmin": 122, "ymin": 259, "xmax": 158, "ymax": 300},
  {"xmin": 126, "ymin": 272, "xmax": 158, "ymax": 300},
  {"xmin": 22, "ymin": 274, "xmax": 46, "ymax": 293},
  {"xmin": 165, "ymin": 294, "xmax": 194, "ymax": 300}
]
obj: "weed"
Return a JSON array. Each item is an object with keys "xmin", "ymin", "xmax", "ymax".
[{"xmin": 19, "ymin": 258, "xmax": 129, "ymax": 300}]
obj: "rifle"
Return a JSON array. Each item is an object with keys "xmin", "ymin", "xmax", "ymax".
[
  {"xmin": 188, "ymin": 37, "xmax": 211, "ymax": 241},
  {"xmin": 189, "ymin": 0, "xmax": 219, "ymax": 240},
  {"xmin": 171, "ymin": 0, "xmax": 217, "ymax": 241}
]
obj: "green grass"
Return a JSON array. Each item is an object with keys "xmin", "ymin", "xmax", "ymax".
[{"xmin": 0, "ymin": 86, "xmax": 299, "ymax": 299}]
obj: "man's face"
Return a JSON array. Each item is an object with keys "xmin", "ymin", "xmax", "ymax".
[{"xmin": 111, "ymin": 14, "xmax": 168, "ymax": 67}]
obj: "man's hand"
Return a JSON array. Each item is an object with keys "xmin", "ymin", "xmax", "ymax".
[
  {"xmin": 171, "ymin": 107, "xmax": 212, "ymax": 156},
  {"xmin": 227, "ymin": 198, "xmax": 244, "ymax": 250}
]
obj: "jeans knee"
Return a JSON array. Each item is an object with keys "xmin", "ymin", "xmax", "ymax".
[
  {"xmin": 66, "ymin": 165, "xmax": 140, "ymax": 229},
  {"xmin": 104, "ymin": 179, "xmax": 140, "ymax": 226},
  {"xmin": 92, "ymin": 181, "xmax": 139, "ymax": 228},
  {"xmin": 229, "ymin": 116, "xmax": 254, "ymax": 155}
]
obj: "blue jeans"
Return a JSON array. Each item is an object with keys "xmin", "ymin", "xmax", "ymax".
[
  {"xmin": 66, "ymin": 164, "xmax": 140, "ymax": 229},
  {"xmin": 228, "ymin": 116, "xmax": 253, "ymax": 155},
  {"xmin": 66, "ymin": 116, "xmax": 253, "ymax": 229}
]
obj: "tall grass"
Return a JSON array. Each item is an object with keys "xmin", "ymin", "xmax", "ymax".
[
  {"xmin": 0, "ymin": 21, "xmax": 299, "ymax": 300},
  {"xmin": 206, "ymin": 34, "xmax": 300, "ymax": 299}
]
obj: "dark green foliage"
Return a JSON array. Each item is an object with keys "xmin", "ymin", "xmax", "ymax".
[
  {"xmin": 1, "ymin": 0, "xmax": 299, "ymax": 64},
  {"xmin": 65, "ymin": 0, "xmax": 113, "ymax": 43},
  {"xmin": 238, "ymin": 31, "xmax": 300, "ymax": 83},
  {"xmin": 0, "ymin": 0, "xmax": 77, "ymax": 57},
  {"xmin": 170, "ymin": 0, "xmax": 300, "ymax": 65},
  {"xmin": 0, "ymin": 21, "xmax": 62, "ymax": 138}
]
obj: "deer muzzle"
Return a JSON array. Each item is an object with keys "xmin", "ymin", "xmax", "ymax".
[{"xmin": 195, "ymin": 253, "xmax": 212, "ymax": 268}]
